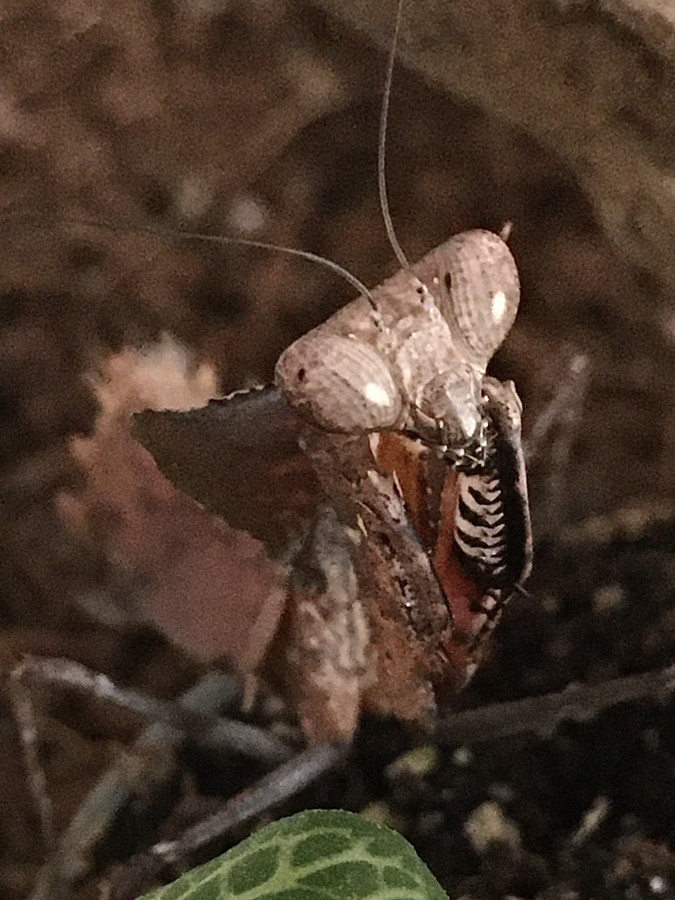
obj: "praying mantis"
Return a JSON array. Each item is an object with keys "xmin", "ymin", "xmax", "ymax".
[{"xmin": 131, "ymin": 0, "xmax": 532, "ymax": 741}]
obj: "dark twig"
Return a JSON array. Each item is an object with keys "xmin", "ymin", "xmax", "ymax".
[
  {"xmin": 26, "ymin": 671, "xmax": 241, "ymax": 900},
  {"xmin": 153, "ymin": 742, "xmax": 346, "ymax": 864},
  {"xmin": 16, "ymin": 656, "xmax": 292, "ymax": 764},
  {"xmin": 556, "ymin": 499, "xmax": 675, "ymax": 549},
  {"xmin": 115, "ymin": 743, "xmax": 347, "ymax": 898},
  {"xmin": 437, "ymin": 665, "xmax": 675, "ymax": 747},
  {"xmin": 7, "ymin": 665, "xmax": 55, "ymax": 853},
  {"xmin": 524, "ymin": 351, "xmax": 590, "ymax": 466},
  {"xmin": 524, "ymin": 351, "xmax": 590, "ymax": 535}
]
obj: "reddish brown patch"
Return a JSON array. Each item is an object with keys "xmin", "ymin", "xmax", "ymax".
[{"xmin": 376, "ymin": 432, "xmax": 491, "ymax": 695}]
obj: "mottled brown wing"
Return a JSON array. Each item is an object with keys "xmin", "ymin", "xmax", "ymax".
[
  {"xmin": 132, "ymin": 386, "xmax": 321, "ymax": 554},
  {"xmin": 263, "ymin": 505, "xmax": 367, "ymax": 744},
  {"xmin": 359, "ymin": 433, "xmax": 450, "ymax": 725}
]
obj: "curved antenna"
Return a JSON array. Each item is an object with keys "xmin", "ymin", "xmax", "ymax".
[
  {"xmin": 2, "ymin": 209, "xmax": 380, "ymax": 314},
  {"xmin": 378, "ymin": 0, "xmax": 410, "ymax": 270}
]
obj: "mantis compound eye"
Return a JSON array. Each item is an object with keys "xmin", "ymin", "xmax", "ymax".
[
  {"xmin": 420, "ymin": 230, "xmax": 521, "ymax": 368},
  {"xmin": 275, "ymin": 333, "xmax": 402, "ymax": 433}
]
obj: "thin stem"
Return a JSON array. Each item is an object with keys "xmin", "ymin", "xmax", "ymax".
[
  {"xmin": 8, "ymin": 662, "xmax": 55, "ymax": 853},
  {"xmin": 113, "ymin": 743, "xmax": 347, "ymax": 897},
  {"xmin": 17, "ymin": 656, "xmax": 291, "ymax": 764},
  {"xmin": 525, "ymin": 351, "xmax": 590, "ymax": 465},
  {"xmin": 151, "ymin": 743, "xmax": 346, "ymax": 865},
  {"xmin": 437, "ymin": 665, "xmax": 675, "ymax": 747},
  {"xmin": 28, "ymin": 672, "xmax": 239, "ymax": 900}
]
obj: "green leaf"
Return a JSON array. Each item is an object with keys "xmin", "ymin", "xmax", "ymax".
[{"xmin": 139, "ymin": 809, "xmax": 449, "ymax": 900}]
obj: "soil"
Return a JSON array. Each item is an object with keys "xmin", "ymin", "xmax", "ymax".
[{"xmin": 0, "ymin": 2, "xmax": 674, "ymax": 899}]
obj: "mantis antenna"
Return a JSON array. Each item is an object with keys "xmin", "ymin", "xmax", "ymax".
[
  {"xmin": 378, "ymin": 0, "xmax": 410, "ymax": 270},
  {"xmin": 1, "ymin": 209, "xmax": 380, "ymax": 313},
  {"xmin": 4, "ymin": 1, "xmax": 420, "ymax": 317}
]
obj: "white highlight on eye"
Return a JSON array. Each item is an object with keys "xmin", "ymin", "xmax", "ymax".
[
  {"xmin": 491, "ymin": 290, "xmax": 507, "ymax": 321},
  {"xmin": 364, "ymin": 382, "xmax": 393, "ymax": 406}
]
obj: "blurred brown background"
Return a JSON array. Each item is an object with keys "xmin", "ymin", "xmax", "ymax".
[{"xmin": 1, "ymin": 1, "xmax": 674, "ymax": 898}]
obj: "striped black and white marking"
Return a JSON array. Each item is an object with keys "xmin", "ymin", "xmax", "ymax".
[
  {"xmin": 452, "ymin": 379, "xmax": 532, "ymax": 598},
  {"xmin": 454, "ymin": 472, "xmax": 509, "ymax": 585}
]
